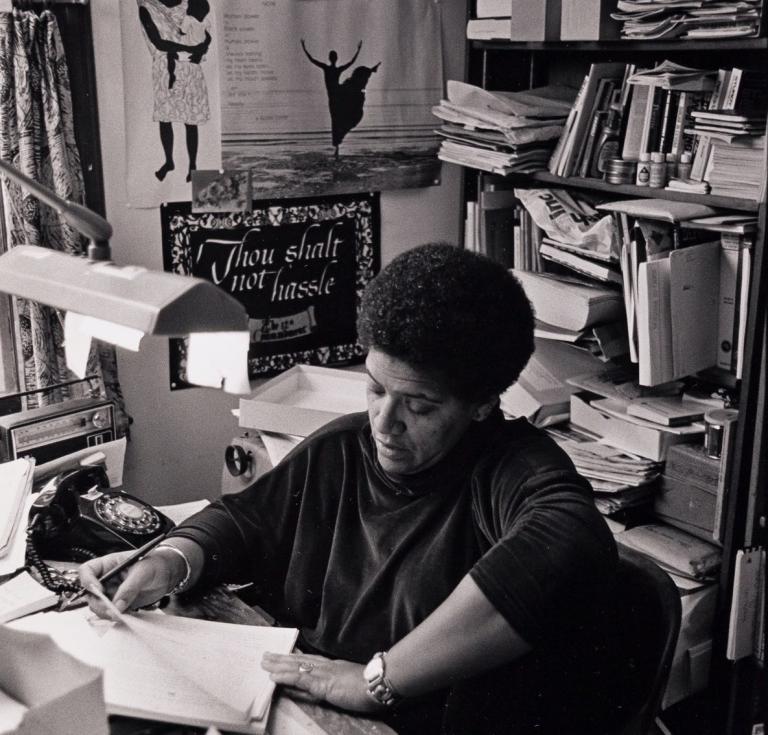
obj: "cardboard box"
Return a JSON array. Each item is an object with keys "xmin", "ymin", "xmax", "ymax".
[
  {"xmin": 655, "ymin": 444, "xmax": 719, "ymax": 539},
  {"xmin": 569, "ymin": 392, "xmax": 697, "ymax": 461},
  {"xmin": 238, "ymin": 365, "xmax": 367, "ymax": 437},
  {"xmin": 510, "ymin": 0, "xmax": 561, "ymax": 41},
  {"xmin": 560, "ymin": 0, "xmax": 621, "ymax": 40}
]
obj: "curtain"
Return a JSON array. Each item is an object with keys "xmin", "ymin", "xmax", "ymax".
[{"xmin": 0, "ymin": 9, "xmax": 129, "ymax": 435}]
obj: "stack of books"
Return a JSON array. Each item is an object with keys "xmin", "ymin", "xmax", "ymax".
[
  {"xmin": 434, "ymin": 81, "xmax": 575, "ymax": 176},
  {"xmin": 597, "ymin": 198, "xmax": 754, "ymax": 384},
  {"xmin": 687, "ymin": 67, "xmax": 768, "ymax": 185},
  {"xmin": 548, "ymin": 62, "xmax": 628, "ymax": 178},
  {"xmin": 611, "ymin": 0, "xmax": 762, "ymax": 40},
  {"xmin": 621, "ymin": 62, "xmax": 715, "ymax": 169},
  {"xmin": 511, "ymin": 269, "xmax": 627, "ymax": 360}
]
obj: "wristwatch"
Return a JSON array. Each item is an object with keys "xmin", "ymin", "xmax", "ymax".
[{"xmin": 363, "ymin": 651, "xmax": 402, "ymax": 706}]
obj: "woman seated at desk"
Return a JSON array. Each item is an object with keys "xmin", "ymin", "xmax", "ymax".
[{"xmin": 81, "ymin": 243, "xmax": 624, "ymax": 735}]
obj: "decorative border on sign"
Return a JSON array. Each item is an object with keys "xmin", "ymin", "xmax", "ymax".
[{"xmin": 161, "ymin": 192, "xmax": 380, "ymax": 388}]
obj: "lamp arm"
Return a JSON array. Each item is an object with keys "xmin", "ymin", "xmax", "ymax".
[{"xmin": 0, "ymin": 157, "xmax": 113, "ymax": 258}]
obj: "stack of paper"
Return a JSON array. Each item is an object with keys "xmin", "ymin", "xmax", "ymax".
[
  {"xmin": 548, "ymin": 424, "xmax": 664, "ymax": 494},
  {"xmin": 0, "ymin": 571, "xmax": 59, "ymax": 624},
  {"xmin": 611, "ymin": 0, "xmax": 762, "ymax": 40},
  {"xmin": 12, "ymin": 608, "xmax": 299, "ymax": 734},
  {"xmin": 433, "ymin": 81, "xmax": 575, "ymax": 175},
  {"xmin": 707, "ymin": 137, "xmax": 766, "ymax": 200},
  {"xmin": 0, "ymin": 457, "xmax": 35, "ymax": 558}
]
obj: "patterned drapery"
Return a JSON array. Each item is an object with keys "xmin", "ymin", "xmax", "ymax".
[{"xmin": 0, "ymin": 9, "xmax": 129, "ymax": 435}]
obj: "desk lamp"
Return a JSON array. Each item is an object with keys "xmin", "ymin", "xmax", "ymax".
[{"xmin": 0, "ymin": 158, "xmax": 250, "ymax": 392}]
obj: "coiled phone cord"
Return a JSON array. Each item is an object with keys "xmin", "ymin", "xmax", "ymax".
[{"xmin": 25, "ymin": 522, "xmax": 96, "ymax": 595}]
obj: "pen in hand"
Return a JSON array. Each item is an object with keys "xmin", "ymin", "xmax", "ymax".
[{"xmin": 60, "ymin": 532, "xmax": 170, "ymax": 611}]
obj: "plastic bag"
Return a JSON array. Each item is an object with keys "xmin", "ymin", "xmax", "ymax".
[{"xmin": 515, "ymin": 188, "xmax": 618, "ymax": 259}]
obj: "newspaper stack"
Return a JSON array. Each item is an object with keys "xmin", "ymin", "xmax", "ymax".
[
  {"xmin": 432, "ymin": 81, "xmax": 575, "ymax": 175},
  {"xmin": 611, "ymin": 0, "xmax": 762, "ymax": 40}
]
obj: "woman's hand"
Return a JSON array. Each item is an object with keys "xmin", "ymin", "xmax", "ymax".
[
  {"xmin": 261, "ymin": 652, "xmax": 384, "ymax": 714},
  {"xmin": 78, "ymin": 548, "xmax": 184, "ymax": 618}
]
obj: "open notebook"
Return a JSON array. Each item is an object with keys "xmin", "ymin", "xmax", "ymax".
[{"xmin": 11, "ymin": 607, "xmax": 298, "ymax": 734}]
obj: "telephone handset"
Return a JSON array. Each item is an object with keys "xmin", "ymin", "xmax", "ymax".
[{"xmin": 28, "ymin": 465, "xmax": 175, "ymax": 565}]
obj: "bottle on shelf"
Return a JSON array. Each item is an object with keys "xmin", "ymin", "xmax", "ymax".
[
  {"xmin": 678, "ymin": 152, "xmax": 693, "ymax": 180},
  {"xmin": 594, "ymin": 102, "xmax": 622, "ymax": 179},
  {"xmin": 635, "ymin": 153, "xmax": 651, "ymax": 187},
  {"xmin": 649, "ymin": 152, "xmax": 667, "ymax": 188}
]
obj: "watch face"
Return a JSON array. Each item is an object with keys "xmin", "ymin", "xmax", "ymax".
[{"xmin": 364, "ymin": 654, "xmax": 384, "ymax": 682}]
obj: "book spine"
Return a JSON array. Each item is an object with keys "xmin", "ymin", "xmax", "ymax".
[
  {"xmin": 669, "ymin": 91, "xmax": 688, "ymax": 158},
  {"xmin": 552, "ymin": 74, "xmax": 588, "ymax": 176},
  {"xmin": 717, "ymin": 235, "xmax": 741, "ymax": 371},
  {"xmin": 548, "ymin": 77, "xmax": 583, "ymax": 174},
  {"xmin": 721, "ymin": 67, "xmax": 743, "ymax": 111},
  {"xmin": 621, "ymin": 84, "xmax": 650, "ymax": 160},
  {"xmin": 580, "ymin": 112, "xmax": 606, "ymax": 178},
  {"xmin": 735, "ymin": 245, "xmax": 752, "ymax": 380},
  {"xmin": 656, "ymin": 89, "xmax": 675, "ymax": 154},
  {"xmin": 645, "ymin": 87, "xmax": 665, "ymax": 154}
]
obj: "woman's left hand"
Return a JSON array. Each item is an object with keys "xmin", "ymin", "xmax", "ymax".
[{"xmin": 261, "ymin": 652, "xmax": 384, "ymax": 713}]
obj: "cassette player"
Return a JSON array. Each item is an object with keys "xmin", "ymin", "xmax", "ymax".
[{"xmin": 0, "ymin": 397, "xmax": 116, "ymax": 464}]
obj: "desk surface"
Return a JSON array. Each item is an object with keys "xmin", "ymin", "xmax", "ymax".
[{"xmin": 110, "ymin": 586, "xmax": 397, "ymax": 735}]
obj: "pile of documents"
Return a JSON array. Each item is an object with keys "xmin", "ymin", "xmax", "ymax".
[
  {"xmin": 706, "ymin": 136, "xmax": 766, "ymax": 200},
  {"xmin": 611, "ymin": 0, "xmax": 762, "ymax": 40},
  {"xmin": 547, "ymin": 424, "xmax": 663, "ymax": 496},
  {"xmin": 0, "ymin": 457, "xmax": 35, "ymax": 577},
  {"xmin": 433, "ymin": 81, "xmax": 575, "ymax": 175}
]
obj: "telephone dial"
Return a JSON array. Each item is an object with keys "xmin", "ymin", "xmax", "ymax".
[{"xmin": 27, "ymin": 465, "xmax": 174, "ymax": 593}]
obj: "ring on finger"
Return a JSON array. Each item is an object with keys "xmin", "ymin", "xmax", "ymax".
[{"xmin": 298, "ymin": 661, "xmax": 315, "ymax": 673}]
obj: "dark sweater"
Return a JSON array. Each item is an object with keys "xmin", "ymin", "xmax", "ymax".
[{"xmin": 171, "ymin": 410, "xmax": 618, "ymax": 666}]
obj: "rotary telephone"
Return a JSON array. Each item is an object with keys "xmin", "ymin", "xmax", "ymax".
[{"xmin": 27, "ymin": 465, "xmax": 174, "ymax": 593}]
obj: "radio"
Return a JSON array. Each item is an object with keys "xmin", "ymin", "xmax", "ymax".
[{"xmin": 0, "ymin": 397, "xmax": 116, "ymax": 464}]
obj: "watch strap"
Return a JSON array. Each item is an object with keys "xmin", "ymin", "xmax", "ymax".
[{"xmin": 365, "ymin": 651, "xmax": 402, "ymax": 707}]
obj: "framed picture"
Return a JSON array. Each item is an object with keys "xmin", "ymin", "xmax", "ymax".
[{"xmin": 161, "ymin": 192, "xmax": 380, "ymax": 389}]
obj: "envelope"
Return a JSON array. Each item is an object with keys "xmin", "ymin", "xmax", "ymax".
[{"xmin": 0, "ymin": 626, "xmax": 108, "ymax": 735}]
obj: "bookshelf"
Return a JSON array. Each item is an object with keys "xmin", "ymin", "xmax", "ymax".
[{"xmin": 460, "ymin": 13, "xmax": 767, "ymax": 735}]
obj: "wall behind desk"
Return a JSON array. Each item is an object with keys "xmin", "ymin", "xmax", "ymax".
[{"xmin": 91, "ymin": 1, "xmax": 467, "ymax": 505}]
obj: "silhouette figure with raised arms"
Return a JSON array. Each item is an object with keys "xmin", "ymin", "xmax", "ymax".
[{"xmin": 301, "ymin": 40, "xmax": 380, "ymax": 158}]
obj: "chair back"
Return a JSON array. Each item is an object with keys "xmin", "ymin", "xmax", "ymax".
[{"xmin": 611, "ymin": 545, "xmax": 682, "ymax": 735}]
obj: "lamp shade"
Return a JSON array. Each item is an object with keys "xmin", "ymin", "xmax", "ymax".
[{"xmin": 0, "ymin": 245, "xmax": 248, "ymax": 336}]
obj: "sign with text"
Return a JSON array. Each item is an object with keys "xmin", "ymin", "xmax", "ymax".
[{"xmin": 161, "ymin": 193, "xmax": 380, "ymax": 388}]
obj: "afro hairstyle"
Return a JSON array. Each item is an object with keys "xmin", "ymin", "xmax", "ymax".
[{"xmin": 357, "ymin": 243, "xmax": 535, "ymax": 401}]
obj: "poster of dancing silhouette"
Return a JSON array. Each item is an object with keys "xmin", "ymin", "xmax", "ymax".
[
  {"xmin": 120, "ymin": 0, "xmax": 222, "ymax": 208},
  {"xmin": 216, "ymin": 0, "xmax": 443, "ymax": 199}
]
